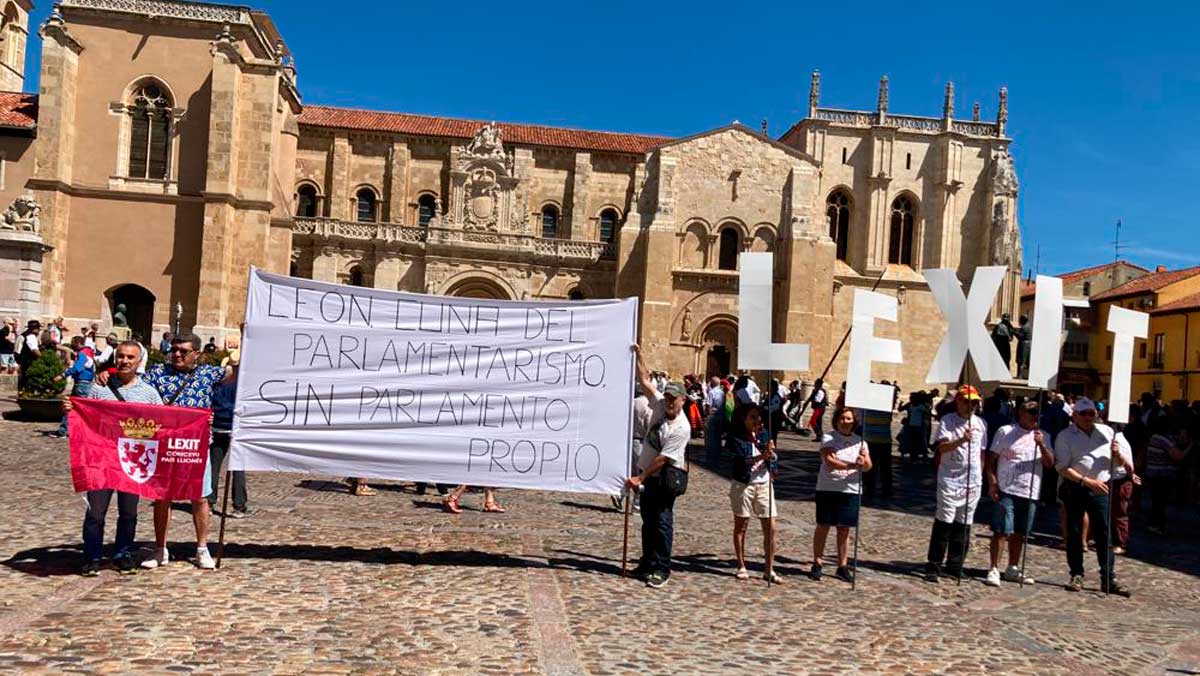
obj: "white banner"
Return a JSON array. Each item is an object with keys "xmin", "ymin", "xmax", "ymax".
[{"xmin": 230, "ymin": 269, "xmax": 638, "ymax": 496}]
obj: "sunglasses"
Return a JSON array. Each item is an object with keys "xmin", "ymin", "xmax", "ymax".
[{"xmin": 170, "ymin": 347, "xmax": 196, "ymax": 355}]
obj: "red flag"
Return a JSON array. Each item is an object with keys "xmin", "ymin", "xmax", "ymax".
[{"xmin": 68, "ymin": 398, "xmax": 212, "ymax": 501}]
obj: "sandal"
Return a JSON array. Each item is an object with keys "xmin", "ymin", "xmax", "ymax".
[
  {"xmin": 443, "ymin": 496, "xmax": 462, "ymax": 514},
  {"xmin": 353, "ymin": 485, "xmax": 377, "ymax": 496},
  {"xmin": 483, "ymin": 501, "xmax": 506, "ymax": 513},
  {"xmin": 735, "ymin": 567, "xmax": 750, "ymax": 580}
]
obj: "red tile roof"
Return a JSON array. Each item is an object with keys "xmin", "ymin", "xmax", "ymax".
[
  {"xmin": 1152, "ymin": 291, "xmax": 1200, "ymax": 315},
  {"xmin": 299, "ymin": 105, "xmax": 669, "ymax": 154},
  {"xmin": 0, "ymin": 91, "xmax": 37, "ymax": 130},
  {"xmin": 1091, "ymin": 264, "xmax": 1200, "ymax": 302}
]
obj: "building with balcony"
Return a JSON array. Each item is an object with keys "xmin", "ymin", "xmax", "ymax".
[{"xmin": 0, "ymin": 0, "xmax": 1025, "ymax": 388}]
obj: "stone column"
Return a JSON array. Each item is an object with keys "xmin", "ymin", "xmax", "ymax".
[
  {"xmin": 778, "ymin": 165, "xmax": 835, "ymax": 382},
  {"xmin": 31, "ymin": 15, "xmax": 83, "ymax": 319},
  {"xmin": 385, "ymin": 140, "xmax": 409, "ymax": 224},
  {"xmin": 330, "ymin": 133, "xmax": 351, "ymax": 221},
  {"xmin": 568, "ymin": 152, "xmax": 592, "ymax": 240},
  {"xmin": 639, "ymin": 155, "xmax": 677, "ymax": 367},
  {"xmin": 0, "ymin": 231, "xmax": 52, "ymax": 319},
  {"xmin": 311, "ymin": 247, "xmax": 340, "ymax": 282}
]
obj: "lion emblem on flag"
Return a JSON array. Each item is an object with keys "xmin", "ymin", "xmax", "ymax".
[{"xmin": 117, "ymin": 417, "xmax": 161, "ymax": 484}]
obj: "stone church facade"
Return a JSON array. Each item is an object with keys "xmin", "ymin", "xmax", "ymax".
[{"xmin": 0, "ymin": 0, "xmax": 1024, "ymax": 388}]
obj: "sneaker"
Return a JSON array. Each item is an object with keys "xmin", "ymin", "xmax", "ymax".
[
  {"xmin": 141, "ymin": 547, "xmax": 169, "ymax": 570},
  {"xmin": 734, "ymin": 566, "xmax": 749, "ymax": 580},
  {"xmin": 645, "ymin": 571, "xmax": 669, "ymax": 589},
  {"xmin": 196, "ymin": 547, "xmax": 216, "ymax": 570},
  {"xmin": 763, "ymin": 570, "xmax": 784, "ymax": 584},
  {"xmin": 834, "ymin": 566, "xmax": 854, "ymax": 584},
  {"xmin": 629, "ymin": 565, "xmax": 651, "ymax": 581},
  {"xmin": 985, "ymin": 568, "xmax": 1002, "ymax": 587},
  {"xmin": 1112, "ymin": 546, "xmax": 1126, "ymax": 556},
  {"xmin": 610, "ymin": 495, "xmax": 624, "ymax": 512},
  {"xmin": 809, "ymin": 563, "xmax": 824, "ymax": 581},
  {"xmin": 113, "ymin": 555, "xmax": 137, "ymax": 575},
  {"xmin": 924, "ymin": 563, "xmax": 940, "ymax": 583},
  {"xmin": 1065, "ymin": 575, "xmax": 1084, "ymax": 592},
  {"xmin": 1001, "ymin": 565, "xmax": 1034, "ymax": 584},
  {"xmin": 228, "ymin": 507, "xmax": 256, "ymax": 519},
  {"xmin": 1101, "ymin": 578, "xmax": 1132, "ymax": 598},
  {"xmin": 80, "ymin": 560, "xmax": 100, "ymax": 577}
]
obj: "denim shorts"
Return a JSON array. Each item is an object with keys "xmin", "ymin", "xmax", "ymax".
[
  {"xmin": 0, "ymin": 354, "xmax": 14, "ymax": 368},
  {"xmin": 991, "ymin": 493, "xmax": 1035, "ymax": 536}
]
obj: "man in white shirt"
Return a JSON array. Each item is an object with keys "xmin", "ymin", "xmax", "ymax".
[
  {"xmin": 984, "ymin": 401, "xmax": 1055, "ymax": 586},
  {"xmin": 1054, "ymin": 397, "xmax": 1136, "ymax": 596},
  {"xmin": 925, "ymin": 385, "xmax": 986, "ymax": 582},
  {"xmin": 703, "ymin": 376, "xmax": 726, "ymax": 464},
  {"xmin": 627, "ymin": 346, "xmax": 691, "ymax": 589},
  {"xmin": 743, "ymin": 373, "xmax": 760, "ymax": 404}
]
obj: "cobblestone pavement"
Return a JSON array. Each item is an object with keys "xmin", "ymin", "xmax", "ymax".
[{"xmin": 0, "ymin": 412, "xmax": 1198, "ymax": 675}]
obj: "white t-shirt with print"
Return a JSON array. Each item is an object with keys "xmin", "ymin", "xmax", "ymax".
[
  {"xmin": 635, "ymin": 391, "xmax": 691, "ymax": 473},
  {"xmin": 988, "ymin": 423, "xmax": 1044, "ymax": 498},
  {"xmin": 817, "ymin": 430, "xmax": 866, "ymax": 494},
  {"xmin": 935, "ymin": 412, "xmax": 986, "ymax": 491}
]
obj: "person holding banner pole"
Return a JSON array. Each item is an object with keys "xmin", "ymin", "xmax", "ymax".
[
  {"xmin": 812, "ymin": 407, "xmax": 870, "ymax": 584},
  {"xmin": 1053, "ymin": 398, "xmax": 1134, "ymax": 597},
  {"xmin": 63, "ymin": 341, "xmax": 163, "ymax": 576},
  {"xmin": 924, "ymin": 385, "xmax": 985, "ymax": 583},
  {"xmin": 626, "ymin": 346, "xmax": 690, "ymax": 590},
  {"xmin": 98, "ymin": 333, "xmax": 224, "ymax": 572},
  {"xmin": 727, "ymin": 402, "xmax": 780, "ymax": 584},
  {"xmin": 984, "ymin": 400, "xmax": 1053, "ymax": 587}
]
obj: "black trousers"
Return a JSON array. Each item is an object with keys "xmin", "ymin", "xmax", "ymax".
[
  {"xmin": 926, "ymin": 519, "xmax": 969, "ymax": 573},
  {"xmin": 864, "ymin": 441, "xmax": 893, "ymax": 498},
  {"xmin": 637, "ymin": 477, "xmax": 677, "ymax": 576},
  {"xmin": 207, "ymin": 431, "xmax": 247, "ymax": 512}
]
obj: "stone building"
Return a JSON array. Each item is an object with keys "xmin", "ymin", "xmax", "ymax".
[{"xmin": 0, "ymin": 0, "xmax": 1025, "ymax": 390}]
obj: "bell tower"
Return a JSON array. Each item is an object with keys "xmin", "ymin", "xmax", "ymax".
[{"xmin": 0, "ymin": 0, "xmax": 30, "ymax": 92}]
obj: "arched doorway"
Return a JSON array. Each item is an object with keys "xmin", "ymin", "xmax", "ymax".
[
  {"xmin": 701, "ymin": 318, "xmax": 737, "ymax": 378},
  {"xmin": 108, "ymin": 284, "xmax": 156, "ymax": 342},
  {"xmin": 445, "ymin": 276, "xmax": 511, "ymax": 300}
]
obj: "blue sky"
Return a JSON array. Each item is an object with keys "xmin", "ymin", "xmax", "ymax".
[{"xmin": 26, "ymin": 1, "xmax": 1199, "ymax": 275}]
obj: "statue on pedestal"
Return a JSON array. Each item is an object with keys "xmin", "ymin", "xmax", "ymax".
[{"xmin": 112, "ymin": 303, "xmax": 129, "ymax": 328}]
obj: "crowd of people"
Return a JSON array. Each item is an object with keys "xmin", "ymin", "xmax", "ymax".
[
  {"xmin": 7, "ymin": 316, "xmax": 1195, "ymax": 588},
  {"xmin": 624, "ymin": 358, "xmax": 1197, "ymax": 596}
]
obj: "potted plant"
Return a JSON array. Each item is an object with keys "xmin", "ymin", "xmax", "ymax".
[{"xmin": 17, "ymin": 349, "xmax": 67, "ymax": 421}]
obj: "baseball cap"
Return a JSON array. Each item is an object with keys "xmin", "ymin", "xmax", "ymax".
[
  {"xmin": 956, "ymin": 385, "xmax": 982, "ymax": 402},
  {"xmin": 1073, "ymin": 397, "xmax": 1097, "ymax": 414},
  {"xmin": 663, "ymin": 382, "xmax": 686, "ymax": 398}
]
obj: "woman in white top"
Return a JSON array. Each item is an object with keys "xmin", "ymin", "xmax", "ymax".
[{"xmin": 811, "ymin": 407, "xmax": 871, "ymax": 583}]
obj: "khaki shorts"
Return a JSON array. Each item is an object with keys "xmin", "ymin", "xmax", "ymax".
[{"xmin": 729, "ymin": 480, "xmax": 777, "ymax": 518}]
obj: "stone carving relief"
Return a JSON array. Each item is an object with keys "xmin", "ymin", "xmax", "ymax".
[
  {"xmin": 0, "ymin": 192, "xmax": 41, "ymax": 234},
  {"xmin": 990, "ymin": 200, "xmax": 1014, "ymax": 267},
  {"xmin": 680, "ymin": 306, "xmax": 693, "ymax": 342},
  {"xmin": 991, "ymin": 149, "xmax": 1019, "ymax": 197},
  {"xmin": 452, "ymin": 124, "xmax": 524, "ymax": 233}
]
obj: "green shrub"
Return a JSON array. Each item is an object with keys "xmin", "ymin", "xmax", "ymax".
[
  {"xmin": 147, "ymin": 348, "xmax": 167, "ymax": 367},
  {"xmin": 19, "ymin": 350, "xmax": 67, "ymax": 399}
]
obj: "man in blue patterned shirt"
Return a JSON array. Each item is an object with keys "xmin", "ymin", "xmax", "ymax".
[{"xmin": 101, "ymin": 333, "xmax": 224, "ymax": 570}]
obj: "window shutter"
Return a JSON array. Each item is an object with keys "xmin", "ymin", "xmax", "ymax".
[{"xmin": 148, "ymin": 113, "xmax": 171, "ymax": 179}]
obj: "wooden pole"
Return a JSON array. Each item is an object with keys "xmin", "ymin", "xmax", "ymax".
[
  {"xmin": 852, "ymin": 462, "xmax": 863, "ymax": 591},
  {"xmin": 215, "ymin": 469, "xmax": 232, "ymax": 569},
  {"xmin": 621, "ymin": 488, "xmax": 632, "ymax": 578}
]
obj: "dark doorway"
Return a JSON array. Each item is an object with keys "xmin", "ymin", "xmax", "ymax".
[
  {"xmin": 706, "ymin": 345, "xmax": 731, "ymax": 378},
  {"xmin": 109, "ymin": 284, "xmax": 156, "ymax": 343}
]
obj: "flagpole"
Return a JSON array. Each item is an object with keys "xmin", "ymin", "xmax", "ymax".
[
  {"xmin": 215, "ymin": 470, "xmax": 232, "ymax": 569},
  {"xmin": 766, "ymin": 369, "xmax": 775, "ymax": 589},
  {"xmin": 852, "ymin": 456, "xmax": 863, "ymax": 591}
]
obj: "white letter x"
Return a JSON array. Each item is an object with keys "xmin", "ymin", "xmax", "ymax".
[{"xmin": 923, "ymin": 266, "xmax": 1011, "ymax": 384}]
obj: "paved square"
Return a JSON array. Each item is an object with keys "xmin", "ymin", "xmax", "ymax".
[{"xmin": 1, "ymin": 416, "xmax": 1197, "ymax": 675}]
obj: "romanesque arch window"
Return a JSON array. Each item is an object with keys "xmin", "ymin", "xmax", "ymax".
[
  {"xmin": 417, "ymin": 193, "xmax": 437, "ymax": 226},
  {"xmin": 718, "ymin": 227, "xmax": 740, "ymax": 271},
  {"xmin": 888, "ymin": 195, "xmax": 916, "ymax": 266},
  {"xmin": 127, "ymin": 80, "xmax": 173, "ymax": 180},
  {"xmin": 541, "ymin": 205, "xmax": 560, "ymax": 239},
  {"xmin": 598, "ymin": 208, "xmax": 619, "ymax": 244},
  {"xmin": 356, "ymin": 188, "xmax": 378, "ymax": 223},
  {"xmin": 826, "ymin": 190, "xmax": 851, "ymax": 262},
  {"xmin": 296, "ymin": 184, "xmax": 319, "ymax": 217}
]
